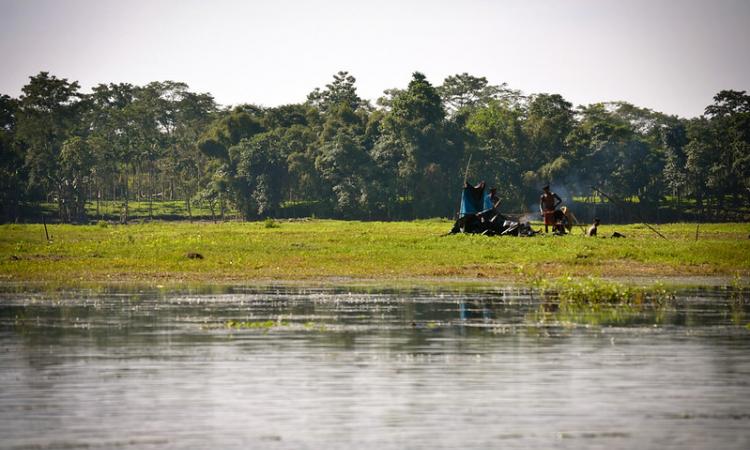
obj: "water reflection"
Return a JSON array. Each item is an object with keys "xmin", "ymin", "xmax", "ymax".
[{"xmin": 1, "ymin": 285, "xmax": 749, "ymax": 449}]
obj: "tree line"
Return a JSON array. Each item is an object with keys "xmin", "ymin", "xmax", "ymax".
[{"xmin": 1, "ymin": 71, "xmax": 748, "ymax": 223}]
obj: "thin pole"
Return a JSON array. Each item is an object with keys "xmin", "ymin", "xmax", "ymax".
[
  {"xmin": 456, "ymin": 154, "xmax": 473, "ymax": 219},
  {"xmin": 591, "ymin": 185, "xmax": 668, "ymax": 240},
  {"xmin": 463, "ymin": 153, "xmax": 472, "ymax": 185},
  {"xmin": 43, "ymin": 215, "xmax": 50, "ymax": 242}
]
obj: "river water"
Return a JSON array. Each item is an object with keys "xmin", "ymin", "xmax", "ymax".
[{"xmin": 1, "ymin": 285, "xmax": 749, "ymax": 449}]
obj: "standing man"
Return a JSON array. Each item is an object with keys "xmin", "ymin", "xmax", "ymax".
[{"xmin": 540, "ymin": 185, "xmax": 562, "ymax": 233}]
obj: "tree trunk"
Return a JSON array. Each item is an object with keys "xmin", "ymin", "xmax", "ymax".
[
  {"xmin": 76, "ymin": 181, "xmax": 88, "ymax": 224},
  {"xmin": 134, "ymin": 163, "xmax": 140, "ymax": 202},
  {"xmin": 186, "ymin": 187, "xmax": 192, "ymax": 222},
  {"xmin": 57, "ymin": 182, "xmax": 66, "ymax": 223},
  {"xmin": 121, "ymin": 170, "xmax": 129, "ymax": 224},
  {"xmin": 148, "ymin": 165, "xmax": 153, "ymax": 221}
]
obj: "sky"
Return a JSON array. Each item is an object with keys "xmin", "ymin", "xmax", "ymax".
[{"xmin": 1, "ymin": 0, "xmax": 748, "ymax": 118}]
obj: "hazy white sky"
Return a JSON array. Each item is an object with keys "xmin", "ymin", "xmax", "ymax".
[{"xmin": 1, "ymin": 0, "xmax": 748, "ymax": 117}]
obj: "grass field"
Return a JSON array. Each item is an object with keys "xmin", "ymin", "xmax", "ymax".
[
  {"xmin": 36, "ymin": 200, "xmax": 236, "ymax": 220},
  {"xmin": 1, "ymin": 220, "xmax": 748, "ymax": 287}
]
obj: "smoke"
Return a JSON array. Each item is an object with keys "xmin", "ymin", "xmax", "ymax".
[{"xmin": 550, "ymin": 184, "xmax": 572, "ymax": 205}]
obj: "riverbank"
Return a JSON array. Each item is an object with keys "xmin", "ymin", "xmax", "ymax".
[{"xmin": 1, "ymin": 220, "xmax": 748, "ymax": 288}]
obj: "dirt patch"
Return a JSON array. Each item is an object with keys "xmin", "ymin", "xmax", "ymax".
[{"xmin": 7, "ymin": 254, "xmax": 67, "ymax": 261}]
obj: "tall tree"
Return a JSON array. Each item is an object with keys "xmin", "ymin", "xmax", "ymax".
[
  {"xmin": 523, "ymin": 93, "xmax": 574, "ymax": 168},
  {"xmin": 315, "ymin": 131, "xmax": 372, "ymax": 217},
  {"xmin": 58, "ymin": 136, "xmax": 95, "ymax": 223},
  {"xmin": 378, "ymin": 72, "xmax": 458, "ymax": 217},
  {"xmin": 88, "ymin": 82, "xmax": 137, "ymax": 221},
  {"xmin": 661, "ymin": 120, "xmax": 689, "ymax": 203},
  {"xmin": 439, "ymin": 73, "xmax": 522, "ymax": 115},
  {"xmin": 229, "ymin": 131, "xmax": 287, "ymax": 218},
  {"xmin": 307, "ymin": 71, "xmax": 365, "ymax": 113},
  {"xmin": 16, "ymin": 72, "xmax": 83, "ymax": 221},
  {"xmin": 163, "ymin": 87, "xmax": 217, "ymax": 218},
  {"xmin": 704, "ymin": 90, "xmax": 750, "ymax": 209},
  {"xmin": 197, "ymin": 108, "xmax": 266, "ymax": 217},
  {"xmin": 0, "ymin": 95, "xmax": 23, "ymax": 222},
  {"xmin": 466, "ymin": 99, "xmax": 527, "ymax": 208}
]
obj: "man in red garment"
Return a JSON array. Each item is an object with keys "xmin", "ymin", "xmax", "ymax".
[{"xmin": 539, "ymin": 185, "xmax": 562, "ymax": 233}]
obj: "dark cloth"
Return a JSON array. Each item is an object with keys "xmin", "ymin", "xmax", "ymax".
[
  {"xmin": 540, "ymin": 191, "xmax": 561, "ymax": 211},
  {"xmin": 543, "ymin": 211, "xmax": 556, "ymax": 226},
  {"xmin": 460, "ymin": 182, "xmax": 486, "ymax": 217}
]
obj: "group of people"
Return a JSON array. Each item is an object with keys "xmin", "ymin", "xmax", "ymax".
[
  {"xmin": 451, "ymin": 181, "xmax": 601, "ymax": 236},
  {"xmin": 539, "ymin": 185, "xmax": 599, "ymax": 236}
]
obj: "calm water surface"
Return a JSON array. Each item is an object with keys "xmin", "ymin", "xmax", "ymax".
[{"xmin": 1, "ymin": 285, "xmax": 749, "ymax": 449}]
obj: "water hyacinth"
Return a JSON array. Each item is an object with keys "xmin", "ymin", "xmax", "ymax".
[
  {"xmin": 539, "ymin": 276, "xmax": 674, "ymax": 306},
  {"xmin": 225, "ymin": 319, "xmax": 288, "ymax": 329}
]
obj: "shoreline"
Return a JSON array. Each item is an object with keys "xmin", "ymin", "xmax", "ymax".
[{"xmin": 0, "ymin": 274, "xmax": 744, "ymax": 294}]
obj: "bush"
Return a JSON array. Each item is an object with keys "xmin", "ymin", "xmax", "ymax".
[{"xmin": 264, "ymin": 218, "xmax": 280, "ymax": 228}]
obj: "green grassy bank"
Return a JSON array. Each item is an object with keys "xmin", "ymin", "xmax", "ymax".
[{"xmin": 1, "ymin": 220, "xmax": 748, "ymax": 287}]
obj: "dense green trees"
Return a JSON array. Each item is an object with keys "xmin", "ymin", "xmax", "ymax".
[
  {"xmin": 1, "ymin": 71, "xmax": 748, "ymax": 223},
  {"xmin": 377, "ymin": 72, "xmax": 456, "ymax": 217},
  {"xmin": 0, "ymin": 94, "xmax": 23, "ymax": 221},
  {"xmin": 15, "ymin": 73, "xmax": 84, "ymax": 220}
]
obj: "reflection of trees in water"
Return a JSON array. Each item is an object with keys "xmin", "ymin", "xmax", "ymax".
[{"xmin": 4, "ymin": 287, "xmax": 748, "ymax": 360}]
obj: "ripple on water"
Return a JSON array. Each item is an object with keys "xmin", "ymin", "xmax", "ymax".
[{"xmin": 1, "ymin": 285, "xmax": 749, "ymax": 449}]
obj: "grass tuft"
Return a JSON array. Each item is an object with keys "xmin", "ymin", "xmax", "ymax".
[{"xmin": 264, "ymin": 218, "xmax": 280, "ymax": 229}]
